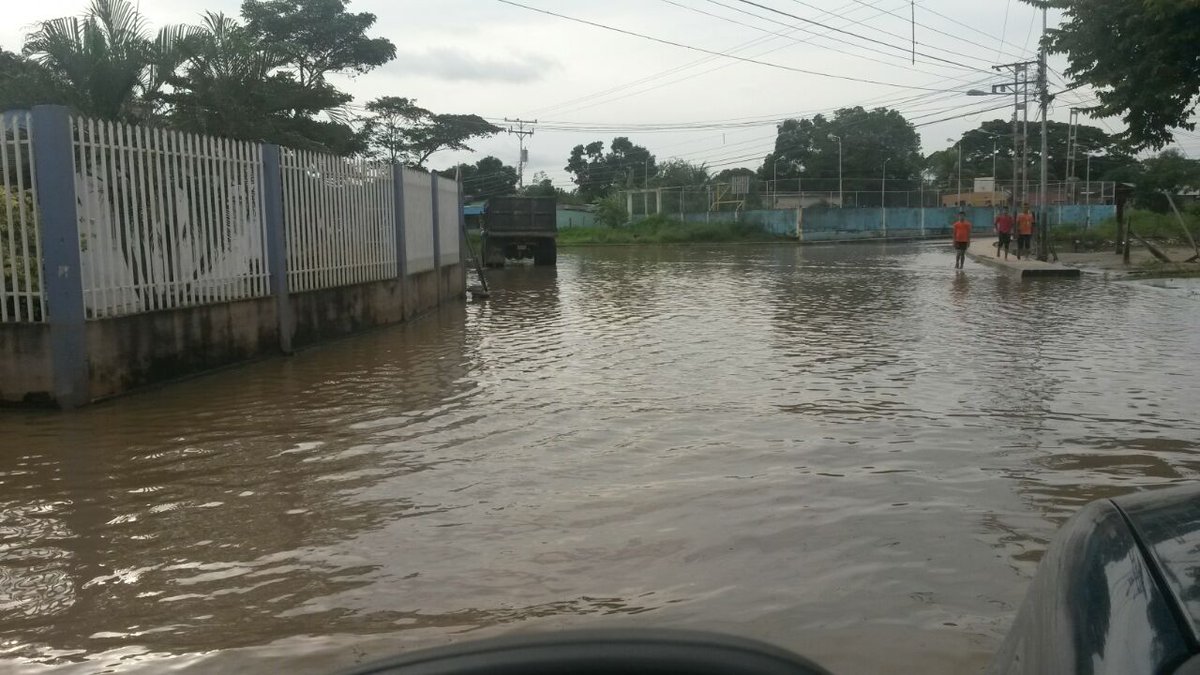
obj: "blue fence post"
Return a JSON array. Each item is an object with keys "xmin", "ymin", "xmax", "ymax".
[
  {"xmin": 393, "ymin": 163, "xmax": 408, "ymax": 281},
  {"xmin": 260, "ymin": 144, "xmax": 292, "ymax": 354},
  {"xmin": 430, "ymin": 173, "xmax": 443, "ymax": 303},
  {"xmin": 31, "ymin": 105, "xmax": 87, "ymax": 408}
]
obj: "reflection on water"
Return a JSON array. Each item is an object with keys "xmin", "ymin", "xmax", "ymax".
[{"xmin": 2, "ymin": 243, "xmax": 1198, "ymax": 674}]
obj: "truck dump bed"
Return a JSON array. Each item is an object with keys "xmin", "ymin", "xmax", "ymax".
[{"xmin": 484, "ymin": 197, "xmax": 557, "ymax": 236}]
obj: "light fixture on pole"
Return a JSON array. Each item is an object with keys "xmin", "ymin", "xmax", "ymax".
[{"xmin": 828, "ymin": 134, "xmax": 843, "ymax": 208}]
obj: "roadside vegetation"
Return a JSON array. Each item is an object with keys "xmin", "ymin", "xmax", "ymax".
[{"xmin": 1051, "ymin": 209, "xmax": 1200, "ymax": 249}]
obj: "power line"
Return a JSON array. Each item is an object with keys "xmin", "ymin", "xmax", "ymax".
[
  {"xmin": 494, "ymin": 0, "xmax": 972, "ymax": 92},
  {"xmin": 730, "ymin": 0, "xmax": 994, "ymax": 74},
  {"xmin": 530, "ymin": 0, "xmax": 974, "ymax": 119},
  {"xmin": 688, "ymin": 0, "xmax": 984, "ymax": 79}
]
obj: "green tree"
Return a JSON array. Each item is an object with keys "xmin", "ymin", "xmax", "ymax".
[
  {"xmin": 520, "ymin": 171, "xmax": 559, "ymax": 198},
  {"xmin": 1035, "ymin": 0, "xmax": 1200, "ymax": 149},
  {"xmin": 1127, "ymin": 149, "xmax": 1200, "ymax": 213},
  {"xmin": 0, "ymin": 50, "xmax": 69, "ymax": 111},
  {"xmin": 22, "ymin": 0, "xmax": 198, "ymax": 123},
  {"xmin": 565, "ymin": 137, "xmax": 656, "ymax": 202},
  {"xmin": 162, "ymin": 12, "xmax": 361, "ymax": 153},
  {"xmin": 761, "ymin": 106, "xmax": 922, "ymax": 197},
  {"xmin": 651, "ymin": 159, "xmax": 708, "ymax": 187},
  {"xmin": 240, "ymin": 0, "xmax": 395, "ymax": 91},
  {"xmin": 934, "ymin": 119, "xmax": 1137, "ymax": 186},
  {"xmin": 360, "ymin": 97, "xmax": 500, "ymax": 166},
  {"xmin": 438, "ymin": 156, "xmax": 518, "ymax": 200}
]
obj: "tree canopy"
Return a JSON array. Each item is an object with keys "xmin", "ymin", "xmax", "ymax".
[
  {"xmin": 241, "ymin": 0, "xmax": 395, "ymax": 89},
  {"xmin": 1036, "ymin": 0, "xmax": 1200, "ymax": 149},
  {"xmin": 928, "ymin": 119, "xmax": 1137, "ymax": 186},
  {"xmin": 359, "ymin": 96, "xmax": 501, "ymax": 167},
  {"xmin": 438, "ymin": 156, "xmax": 519, "ymax": 200},
  {"xmin": 761, "ymin": 106, "xmax": 922, "ymax": 192},
  {"xmin": 565, "ymin": 137, "xmax": 656, "ymax": 202}
]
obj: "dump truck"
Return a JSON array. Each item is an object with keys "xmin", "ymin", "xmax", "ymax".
[{"xmin": 482, "ymin": 197, "xmax": 557, "ymax": 267}]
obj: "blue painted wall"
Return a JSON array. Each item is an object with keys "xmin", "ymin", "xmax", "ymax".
[
  {"xmin": 681, "ymin": 209, "xmax": 799, "ymax": 236},
  {"xmin": 626, "ymin": 204, "xmax": 1118, "ymax": 240},
  {"xmin": 1048, "ymin": 204, "xmax": 1115, "ymax": 228}
]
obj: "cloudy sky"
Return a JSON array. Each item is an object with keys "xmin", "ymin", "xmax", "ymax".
[{"xmin": 6, "ymin": 0, "xmax": 1197, "ymax": 188}]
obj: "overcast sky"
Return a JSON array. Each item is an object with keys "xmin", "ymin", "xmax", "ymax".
[{"xmin": 6, "ymin": 0, "xmax": 1197, "ymax": 188}]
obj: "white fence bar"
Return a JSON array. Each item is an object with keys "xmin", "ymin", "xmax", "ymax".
[
  {"xmin": 281, "ymin": 150, "xmax": 397, "ymax": 293},
  {"xmin": 436, "ymin": 178, "xmax": 461, "ymax": 266},
  {"xmin": 402, "ymin": 168, "xmax": 435, "ymax": 274},
  {"xmin": 70, "ymin": 116, "xmax": 270, "ymax": 319},
  {"xmin": 0, "ymin": 111, "xmax": 45, "ymax": 323}
]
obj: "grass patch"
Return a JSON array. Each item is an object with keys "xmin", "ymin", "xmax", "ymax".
[
  {"xmin": 1052, "ymin": 209, "xmax": 1200, "ymax": 249},
  {"xmin": 557, "ymin": 214, "xmax": 784, "ymax": 245}
]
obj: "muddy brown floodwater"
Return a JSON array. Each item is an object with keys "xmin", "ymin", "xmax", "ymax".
[{"xmin": 2, "ymin": 242, "xmax": 1199, "ymax": 675}]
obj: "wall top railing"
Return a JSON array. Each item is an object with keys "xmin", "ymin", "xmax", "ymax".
[{"xmin": 0, "ymin": 105, "xmax": 462, "ymax": 327}]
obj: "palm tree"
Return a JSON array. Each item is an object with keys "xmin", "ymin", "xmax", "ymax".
[{"xmin": 22, "ymin": 0, "xmax": 197, "ymax": 123}]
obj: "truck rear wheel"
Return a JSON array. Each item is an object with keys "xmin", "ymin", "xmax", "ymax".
[
  {"xmin": 533, "ymin": 239, "xmax": 557, "ymax": 266},
  {"xmin": 483, "ymin": 237, "xmax": 507, "ymax": 268}
]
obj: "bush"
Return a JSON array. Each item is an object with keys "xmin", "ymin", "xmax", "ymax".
[
  {"xmin": 1051, "ymin": 208, "xmax": 1200, "ymax": 247},
  {"xmin": 594, "ymin": 194, "xmax": 628, "ymax": 227},
  {"xmin": 1, "ymin": 188, "xmax": 39, "ymax": 284}
]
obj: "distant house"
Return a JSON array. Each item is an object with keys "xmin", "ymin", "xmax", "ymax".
[{"xmin": 462, "ymin": 202, "xmax": 486, "ymax": 230}]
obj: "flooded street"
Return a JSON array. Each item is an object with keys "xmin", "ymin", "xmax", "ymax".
[{"xmin": 3, "ymin": 242, "xmax": 1199, "ymax": 674}]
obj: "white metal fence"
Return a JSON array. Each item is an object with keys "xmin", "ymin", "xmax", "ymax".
[
  {"xmin": 72, "ymin": 117, "xmax": 270, "ymax": 318},
  {"xmin": 1, "ymin": 111, "xmax": 45, "ymax": 323},
  {"xmin": 402, "ymin": 168, "xmax": 435, "ymax": 274},
  {"xmin": 281, "ymin": 150, "xmax": 397, "ymax": 293}
]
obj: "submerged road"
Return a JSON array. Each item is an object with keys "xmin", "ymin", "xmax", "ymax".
[{"xmin": 2, "ymin": 242, "xmax": 1199, "ymax": 674}]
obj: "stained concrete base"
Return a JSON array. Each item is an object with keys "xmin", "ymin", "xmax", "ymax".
[
  {"xmin": 2, "ymin": 263, "xmax": 467, "ymax": 408},
  {"xmin": 965, "ymin": 241, "xmax": 1082, "ymax": 278}
]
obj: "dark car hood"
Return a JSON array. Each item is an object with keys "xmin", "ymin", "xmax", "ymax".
[{"xmin": 1113, "ymin": 483, "xmax": 1200, "ymax": 647}]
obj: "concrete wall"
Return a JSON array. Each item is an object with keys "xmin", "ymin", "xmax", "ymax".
[
  {"xmin": 681, "ymin": 209, "xmax": 800, "ymax": 236},
  {"xmin": 0, "ymin": 324, "xmax": 54, "ymax": 406},
  {"xmin": 557, "ymin": 209, "xmax": 598, "ymax": 229},
  {"xmin": 86, "ymin": 297, "xmax": 278, "ymax": 401},
  {"xmin": 670, "ymin": 206, "xmax": 1118, "ymax": 242}
]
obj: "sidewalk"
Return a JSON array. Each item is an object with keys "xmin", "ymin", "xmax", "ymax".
[{"xmin": 964, "ymin": 241, "xmax": 1081, "ymax": 278}]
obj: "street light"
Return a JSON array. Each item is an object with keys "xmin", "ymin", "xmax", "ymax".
[
  {"xmin": 946, "ymin": 137, "xmax": 962, "ymax": 208},
  {"xmin": 828, "ymin": 134, "xmax": 843, "ymax": 207}
]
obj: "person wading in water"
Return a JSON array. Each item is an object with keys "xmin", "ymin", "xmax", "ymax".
[
  {"xmin": 994, "ymin": 205, "xmax": 1014, "ymax": 260},
  {"xmin": 1015, "ymin": 205, "xmax": 1035, "ymax": 260},
  {"xmin": 952, "ymin": 210, "xmax": 972, "ymax": 269}
]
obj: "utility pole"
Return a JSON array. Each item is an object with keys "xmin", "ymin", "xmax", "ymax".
[
  {"xmin": 504, "ymin": 117, "xmax": 536, "ymax": 189},
  {"xmin": 829, "ymin": 134, "xmax": 843, "ymax": 207},
  {"xmin": 882, "ymin": 157, "xmax": 890, "ymax": 237},
  {"xmin": 985, "ymin": 61, "xmax": 1035, "ymax": 210},
  {"xmin": 1037, "ymin": 6, "xmax": 1051, "ymax": 261},
  {"xmin": 1065, "ymin": 108, "xmax": 1080, "ymax": 183}
]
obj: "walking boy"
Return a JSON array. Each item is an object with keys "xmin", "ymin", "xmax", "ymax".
[
  {"xmin": 1016, "ymin": 205, "xmax": 1035, "ymax": 260},
  {"xmin": 952, "ymin": 210, "xmax": 972, "ymax": 269},
  {"xmin": 994, "ymin": 205, "xmax": 1014, "ymax": 260}
]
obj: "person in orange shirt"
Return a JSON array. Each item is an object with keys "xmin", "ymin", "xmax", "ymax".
[
  {"xmin": 952, "ymin": 210, "xmax": 972, "ymax": 269},
  {"xmin": 994, "ymin": 205, "xmax": 1014, "ymax": 260},
  {"xmin": 1015, "ymin": 205, "xmax": 1035, "ymax": 259}
]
